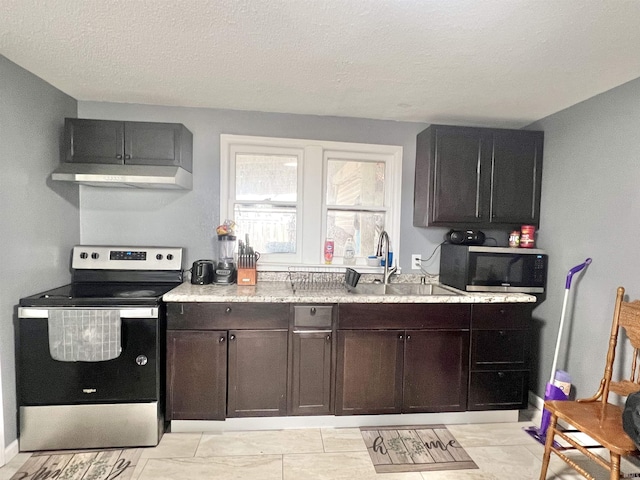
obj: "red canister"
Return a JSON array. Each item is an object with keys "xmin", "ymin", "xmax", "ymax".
[{"xmin": 520, "ymin": 225, "xmax": 536, "ymax": 248}]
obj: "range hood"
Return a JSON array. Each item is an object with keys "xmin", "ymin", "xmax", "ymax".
[{"xmin": 51, "ymin": 163, "xmax": 192, "ymax": 189}]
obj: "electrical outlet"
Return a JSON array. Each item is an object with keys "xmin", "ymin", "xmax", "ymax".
[{"xmin": 411, "ymin": 254, "xmax": 422, "ymax": 270}]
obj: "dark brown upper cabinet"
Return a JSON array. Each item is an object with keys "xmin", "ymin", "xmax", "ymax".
[
  {"xmin": 413, "ymin": 124, "xmax": 543, "ymax": 228},
  {"xmin": 64, "ymin": 118, "xmax": 193, "ymax": 171}
]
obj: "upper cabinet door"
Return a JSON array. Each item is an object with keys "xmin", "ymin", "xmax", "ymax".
[
  {"xmin": 490, "ymin": 130, "xmax": 543, "ymax": 225},
  {"xmin": 124, "ymin": 122, "xmax": 186, "ymax": 167},
  {"xmin": 65, "ymin": 118, "xmax": 125, "ymax": 164},
  {"xmin": 430, "ymin": 126, "xmax": 490, "ymax": 225}
]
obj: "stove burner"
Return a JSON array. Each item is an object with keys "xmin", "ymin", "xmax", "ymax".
[{"xmin": 115, "ymin": 289, "xmax": 158, "ymax": 298}]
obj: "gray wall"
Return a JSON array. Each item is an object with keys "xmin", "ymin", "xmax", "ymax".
[
  {"xmin": 77, "ymin": 102, "xmax": 453, "ymax": 269},
  {"xmin": 0, "ymin": 56, "xmax": 78, "ymax": 448},
  {"xmin": 529, "ymin": 76, "xmax": 640, "ymax": 398}
]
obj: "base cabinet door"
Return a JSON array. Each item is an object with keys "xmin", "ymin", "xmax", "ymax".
[
  {"xmin": 166, "ymin": 330, "xmax": 227, "ymax": 420},
  {"xmin": 403, "ymin": 330, "xmax": 469, "ymax": 412},
  {"xmin": 227, "ymin": 329, "xmax": 288, "ymax": 417},
  {"xmin": 289, "ymin": 331, "xmax": 333, "ymax": 415},
  {"xmin": 335, "ymin": 330, "xmax": 403, "ymax": 415}
]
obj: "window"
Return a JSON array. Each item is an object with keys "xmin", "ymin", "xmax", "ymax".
[{"xmin": 220, "ymin": 135, "xmax": 402, "ymax": 268}]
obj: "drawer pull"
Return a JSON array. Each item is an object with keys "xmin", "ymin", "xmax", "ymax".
[
  {"xmin": 229, "ymin": 334, "xmax": 235, "ymax": 341},
  {"xmin": 499, "ymin": 330, "xmax": 506, "ymax": 337},
  {"xmin": 498, "ymin": 371, "xmax": 505, "ymax": 378},
  {"xmin": 225, "ymin": 307, "xmax": 232, "ymax": 314},
  {"xmin": 310, "ymin": 307, "xmax": 316, "ymax": 316},
  {"xmin": 219, "ymin": 336, "xmax": 226, "ymax": 343}
]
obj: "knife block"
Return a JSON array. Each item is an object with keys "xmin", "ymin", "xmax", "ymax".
[{"xmin": 237, "ymin": 267, "xmax": 257, "ymax": 286}]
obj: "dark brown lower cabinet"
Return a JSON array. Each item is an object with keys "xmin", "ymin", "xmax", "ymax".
[
  {"xmin": 166, "ymin": 330, "xmax": 227, "ymax": 420},
  {"xmin": 336, "ymin": 330, "xmax": 403, "ymax": 415},
  {"xmin": 227, "ymin": 329, "xmax": 288, "ymax": 417},
  {"xmin": 468, "ymin": 304, "xmax": 531, "ymax": 410},
  {"xmin": 403, "ymin": 330, "xmax": 469, "ymax": 412},
  {"xmin": 335, "ymin": 329, "xmax": 469, "ymax": 415},
  {"xmin": 289, "ymin": 331, "xmax": 333, "ymax": 415}
]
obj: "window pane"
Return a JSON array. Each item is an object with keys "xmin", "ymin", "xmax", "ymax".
[
  {"xmin": 234, "ymin": 204, "xmax": 296, "ymax": 254},
  {"xmin": 326, "ymin": 160, "xmax": 385, "ymax": 206},
  {"xmin": 327, "ymin": 210, "xmax": 385, "ymax": 258},
  {"xmin": 235, "ymin": 154, "xmax": 297, "ymax": 201}
]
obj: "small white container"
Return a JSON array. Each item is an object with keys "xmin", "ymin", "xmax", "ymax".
[{"xmin": 366, "ymin": 255, "xmax": 381, "ymax": 267}]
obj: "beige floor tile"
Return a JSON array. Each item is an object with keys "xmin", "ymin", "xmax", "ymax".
[
  {"xmin": 137, "ymin": 455, "xmax": 283, "ymax": 480},
  {"xmin": 461, "ymin": 445, "xmax": 543, "ymax": 480},
  {"xmin": 420, "ymin": 470, "xmax": 500, "ymax": 479},
  {"xmin": 283, "ymin": 451, "xmax": 423, "ymax": 480},
  {"xmin": 140, "ymin": 432, "xmax": 202, "ymax": 459},
  {"xmin": 446, "ymin": 421, "xmax": 538, "ymax": 447},
  {"xmin": 0, "ymin": 453, "xmax": 32, "ymax": 480},
  {"xmin": 196, "ymin": 429, "xmax": 324, "ymax": 456},
  {"xmin": 321, "ymin": 428, "xmax": 367, "ymax": 453}
]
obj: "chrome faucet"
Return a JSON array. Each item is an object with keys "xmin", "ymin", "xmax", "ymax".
[{"xmin": 376, "ymin": 230, "xmax": 397, "ymax": 285}]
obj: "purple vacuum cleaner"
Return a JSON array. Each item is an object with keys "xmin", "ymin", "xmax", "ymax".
[{"xmin": 526, "ymin": 257, "xmax": 592, "ymax": 445}]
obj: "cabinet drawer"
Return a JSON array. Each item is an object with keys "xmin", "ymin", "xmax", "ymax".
[
  {"xmin": 293, "ymin": 305, "xmax": 333, "ymax": 329},
  {"xmin": 468, "ymin": 370, "xmax": 528, "ymax": 410},
  {"xmin": 472, "ymin": 304, "xmax": 531, "ymax": 329},
  {"xmin": 471, "ymin": 329, "xmax": 528, "ymax": 370},
  {"xmin": 338, "ymin": 304, "xmax": 470, "ymax": 329},
  {"xmin": 167, "ymin": 303, "xmax": 289, "ymax": 329}
]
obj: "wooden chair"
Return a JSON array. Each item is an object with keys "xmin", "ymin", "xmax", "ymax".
[{"xmin": 539, "ymin": 286, "xmax": 640, "ymax": 480}]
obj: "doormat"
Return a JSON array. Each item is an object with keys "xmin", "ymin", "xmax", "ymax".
[
  {"xmin": 360, "ymin": 425, "xmax": 478, "ymax": 474},
  {"xmin": 10, "ymin": 448, "xmax": 143, "ymax": 480}
]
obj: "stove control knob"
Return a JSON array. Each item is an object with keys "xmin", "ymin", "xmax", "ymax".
[
  {"xmin": 135, "ymin": 355, "xmax": 148, "ymax": 366},
  {"xmin": 79, "ymin": 252, "xmax": 88, "ymax": 259},
  {"xmin": 91, "ymin": 252, "xmax": 99, "ymax": 259},
  {"xmin": 156, "ymin": 254, "xmax": 163, "ymax": 260},
  {"xmin": 167, "ymin": 254, "xmax": 174, "ymax": 260}
]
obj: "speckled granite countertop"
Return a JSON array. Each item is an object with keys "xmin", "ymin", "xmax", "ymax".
[{"xmin": 163, "ymin": 281, "xmax": 537, "ymax": 304}]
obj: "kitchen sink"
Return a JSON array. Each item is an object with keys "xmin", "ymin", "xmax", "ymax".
[{"xmin": 347, "ymin": 283, "xmax": 459, "ymax": 296}]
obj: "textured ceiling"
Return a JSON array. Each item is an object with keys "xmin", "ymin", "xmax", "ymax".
[{"xmin": 2, "ymin": 0, "xmax": 640, "ymax": 127}]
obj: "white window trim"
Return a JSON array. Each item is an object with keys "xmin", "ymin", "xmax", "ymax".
[{"xmin": 220, "ymin": 134, "xmax": 402, "ymax": 269}]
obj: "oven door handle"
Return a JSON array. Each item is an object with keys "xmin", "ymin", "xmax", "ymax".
[{"xmin": 18, "ymin": 307, "xmax": 160, "ymax": 319}]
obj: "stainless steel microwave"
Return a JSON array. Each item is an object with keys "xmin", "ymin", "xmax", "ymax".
[{"xmin": 439, "ymin": 244, "xmax": 547, "ymax": 293}]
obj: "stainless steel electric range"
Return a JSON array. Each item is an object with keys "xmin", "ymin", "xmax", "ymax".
[{"xmin": 17, "ymin": 245, "xmax": 184, "ymax": 451}]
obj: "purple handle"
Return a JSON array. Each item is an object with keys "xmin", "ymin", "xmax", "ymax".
[{"xmin": 565, "ymin": 258, "xmax": 592, "ymax": 289}]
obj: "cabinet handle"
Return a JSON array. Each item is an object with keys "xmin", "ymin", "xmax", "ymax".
[
  {"xmin": 498, "ymin": 371, "xmax": 505, "ymax": 378},
  {"xmin": 230, "ymin": 334, "xmax": 235, "ymax": 341},
  {"xmin": 498, "ymin": 330, "xmax": 506, "ymax": 337},
  {"xmin": 124, "ymin": 154, "xmax": 131, "ymax": 160},
  {"xmin": 326, "ymin": 334, "xmax": 331, "ymax": 341},
  {"xmin": 399, "ymin": 334, "xmax": 404, "ymax": 340},
  {"xmin": 310, "ymin": 307, "xmax": 316, "ymax": 316},
  {"xmin": 225, "ymin": 307, "xmax": 232, "ymax": 314},
  {"xmin": 219, "ymin": 336, "xmax": 226, "ymax": 343},
  {"xmin": 116, "ymin": 154, "xmax": 123, "ymax": 160},
  {"xmin": 406, "ymin": 334, "xmax": 411, "ymax": 340},
  {"xmin": 499, "ymin": 308, "xmax": 505, "ymax": 315}
]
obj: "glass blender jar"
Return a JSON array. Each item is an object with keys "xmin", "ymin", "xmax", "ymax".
[{"xmin": 214, "ymin": 235, "xmax": 237, "ymax": 284}]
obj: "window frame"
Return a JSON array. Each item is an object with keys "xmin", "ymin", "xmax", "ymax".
[{"xmin": 220, "ymin": 134, "xmax": 402, "ymax": 269}]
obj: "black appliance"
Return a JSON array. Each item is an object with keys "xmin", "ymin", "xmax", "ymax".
[
  {"xmin": 439, "ymin": 244, "xmax": 547, "ymax": 293},
  {"xmin": 191, "ymin": 259, "xmax": 214, "ymax": 285},
  {"xmin": 18, "ymin": 245, "xmax": 183, "ymax": 451},
  {"xmin": 445, "ymin": 229, "xmax": 485, "ymax": 245}
]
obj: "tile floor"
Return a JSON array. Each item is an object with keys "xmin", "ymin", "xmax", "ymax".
[{"xmin": 2, "ymin": 406, "xmax": 640, "ymax": 480}]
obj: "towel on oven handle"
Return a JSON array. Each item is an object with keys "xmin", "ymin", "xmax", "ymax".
[{"xmin": 48, "ymin": 309, "xmax": 122, "ymax": 362}]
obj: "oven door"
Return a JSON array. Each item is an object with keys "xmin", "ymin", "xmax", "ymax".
[{"xmin": 18, "ymin": 307, "xmax": 161, "ymax": 405}]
